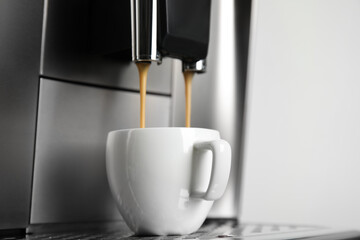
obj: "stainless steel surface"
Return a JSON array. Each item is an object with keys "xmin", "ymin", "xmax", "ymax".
[
  {"xmin": 41, "ymin": 0, "xmax": 170, "ymax": 94},
  {"xmin": 171, "ymin": 0, "xmax": 251, "ymax": 218},
  {"xmin": 16, "ymin": 220, "xmax": 355, "ymax": 240},
  {"xmin": 182, "ymin": 60, "xmax": 207, "ymax": 73},
  {"xmin": 131, "ymin": 0, "xmax": 160, "ymax": 62},
  {"xmin": 0, "ymin": 0, "xmax": 43, "ymax": 230},
  {"xmin": 31, "ymin": 79, "xmax": 171, "ymax": 224}
]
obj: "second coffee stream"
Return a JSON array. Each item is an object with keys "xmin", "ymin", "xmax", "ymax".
[{"xmin": 183, "ymin": 71, "xmax": 194, "ymax": 128}]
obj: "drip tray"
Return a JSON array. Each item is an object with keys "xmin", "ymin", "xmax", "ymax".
[{"xmin": 2, "ymin": 220, "xmax": 360, "ymax": 240}]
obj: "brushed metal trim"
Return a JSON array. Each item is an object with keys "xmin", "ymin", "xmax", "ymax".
[{"xmin": 0, "ymin": 0, "xmax": 44, "ymax": 230}]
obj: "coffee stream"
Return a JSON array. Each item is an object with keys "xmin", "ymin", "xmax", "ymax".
[
  {"xmin": 136, "ymin": 62, "xmax": 194, "ymax": 128},
  {"xmin": 136, "ymin": 62, "xmax": 151, "ymax": 128},
  {"xmin": 183, "ymin": 71, "xmax": 194, "ymax": 128}
]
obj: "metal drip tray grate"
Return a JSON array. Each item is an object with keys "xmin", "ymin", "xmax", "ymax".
[{"xmin": 1, "ymin": 220, "xmax": 359, "ymax": 240}]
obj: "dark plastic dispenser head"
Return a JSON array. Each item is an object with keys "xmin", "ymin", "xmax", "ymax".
[{"xmin": 158, "ymin": 0, "xmax": 211, "ymax": 63}]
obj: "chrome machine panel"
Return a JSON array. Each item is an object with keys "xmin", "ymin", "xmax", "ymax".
[
  {"xmin": 171, "ymin": 0, "xmax": 251, "ymax": 218},
  {"xmin": 31, "ymin": 79, "xmax": 171, "ymax": 224}
]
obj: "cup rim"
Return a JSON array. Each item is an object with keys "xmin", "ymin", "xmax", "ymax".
[{"xmin": 108, "ymin": 127, "xmax": 219, "ymax": 135}]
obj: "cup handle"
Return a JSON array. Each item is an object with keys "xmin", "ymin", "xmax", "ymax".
[{"xmin": 192, "ymin": 139, "xmax": 231, "ymax": 201}]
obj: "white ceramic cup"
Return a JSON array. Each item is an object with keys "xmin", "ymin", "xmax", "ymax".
[{"xmin": 106, "ymin": 128, "xmax": 231, "ymax": 235}]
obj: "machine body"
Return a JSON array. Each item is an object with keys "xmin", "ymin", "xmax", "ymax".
[{"xmin": 0, "ymin": 0, "xmax": 250, "ymax": 234}]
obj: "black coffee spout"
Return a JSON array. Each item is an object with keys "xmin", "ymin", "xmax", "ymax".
[{"xmin": 158, "ymin": 0, "xmax": 211, "ymax": 72}]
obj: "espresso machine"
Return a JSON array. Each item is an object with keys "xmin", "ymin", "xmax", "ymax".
[{"xmin": 0, "ymin": 0, "xmax": 251, "ymax": 235}]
